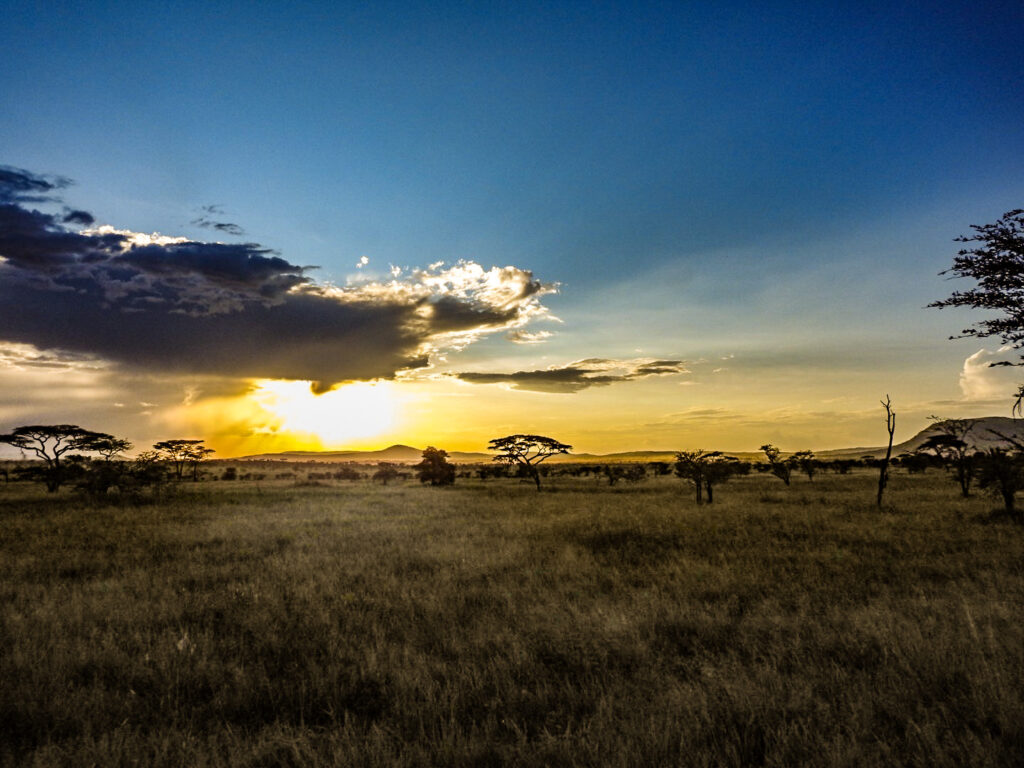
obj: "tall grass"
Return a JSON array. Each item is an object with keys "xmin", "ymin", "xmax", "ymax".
[{"xmin": 1, "ymin": 473, "xmax": 1022, "ymax": 766}]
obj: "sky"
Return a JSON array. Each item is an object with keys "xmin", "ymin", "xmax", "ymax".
[{"xmin": 1, "ymin": 0, "xmax": 1023, "ymax": 456}]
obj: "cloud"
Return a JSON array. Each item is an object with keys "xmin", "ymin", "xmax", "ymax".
[
  {"xmin": 191, "ymin": 204, "xmax": 245, "ymax": 236},
  {"xmin": 0, "ymin": 165, "xmax": 70, "ymax": 204},
  {"xmin": 62, "ymin": 209, "xmax": 95, "ymax": 226},
  {"xmin": 451, "ymin": 358, "xmax": 688, "ymax": 393},
  {"xmin": 0, "ymin": 342, "xmax": 106, "ymax": 370},
  {"xmin": 0, "ymin": 165, "xmax": 556, "ymax": 390},
  {"xmin": 959, "ymin": 347, "xmax": 1022, "ymax": 401},
  {"xmin": 507, "ymin": 330, "xmax": 554, "ymax": 344}
]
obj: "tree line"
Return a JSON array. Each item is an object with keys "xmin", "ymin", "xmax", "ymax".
[
  {"xmin": 5, "ymin": 421, "xmax": 1021, "ymax": 519},
  {"xmin": 0, "ymin": 425, "xmax": 215, "ymax": 498}
]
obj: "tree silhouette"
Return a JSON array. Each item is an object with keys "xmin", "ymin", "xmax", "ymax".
[
  {"xmin": 976, "ymin": 448, "xmax": 1024, "ymax": 520},
  {"xmin": 929, "ymin": 209, "xmax": 1024, "ymax": 410},
  {"xmin": 153, "ymin": 439, "xmax": 214, "ymax": 481},
  {"xmin": 89, "ymin": 436, "xmax": 133, "ymax": 462},
  {"xmin": 415, "ymin": 446, "xmax": 456, "ymax": 486},
  {"xmin": 488, "ymin": 434, "xmax": 571, "ymax": 491},
  {"xmin": 373, "ymin": 463, "xmax": 400, "ymax": 485},
  {"xmin": 791, "ymin": 450, "xmax": 817, "ymax": 481},
  {"xmin": 674, "ymin": 450, "xmax": 737, "ymax": 504},
  {"xmin": 760, "ymin": 444, "xmax": 792, "ymax": 486},
  {"xmin": 877, "ymin": 396, "xmax": 896, "ymax": 508},
  {"xmin": 0, "ymin": 425, "xmax": 114, "ymax": 492},
  {"xmin": 921, "ymin": 417, "xmax": 976, "ymax": 497}
]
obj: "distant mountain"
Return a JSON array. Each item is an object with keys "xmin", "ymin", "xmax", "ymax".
[
  {"xmin": 233, "ymin": 445, "xmax": 686, "ymax": 464},
  {"xmin": 232, "ymin": 418, "xmax": 1024, "ymax": 464},
  {"xmin": 235, "ymin": 445, "xmax": 492, "ymax": 464}
]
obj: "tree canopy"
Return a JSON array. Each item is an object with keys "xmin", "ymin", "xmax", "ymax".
[
  {"xmin": 0, "ymin": 425, "xmax": 116, "ymax": 491},
  {"xmin": 674, "ymin": 449, "xmax": 737, "ymax": 504},
  {"xmin": 153, "ymin": 439, "xmax": 215, "ymax": 481},
  {"xmin": 760, "ymin": 443, "xmax": 792, "ymax": 486},
  {"xmin": 415, "ymin": 446, "xmax": 456, "ymax": 486},
  {"xmin": 930, "ymin": 209, "xmax": 1024, "ymax": 408},
  {"xmin": 488, "ymin": 434, "xmax": 571, "ymax": 491}
]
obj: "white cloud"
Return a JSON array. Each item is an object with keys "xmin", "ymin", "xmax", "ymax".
[
  {"xmin": 507, "ymin": 330, "xmax": 554, "ymax": 344},
  {"xmin": 959, "ymin": 347, "xmax": 1021, "ymax": 401}
]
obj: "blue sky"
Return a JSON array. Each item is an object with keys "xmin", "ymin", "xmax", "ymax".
[{"xmin": 1, "ymin": 0, "xmax": 1023, "ymax": 453}]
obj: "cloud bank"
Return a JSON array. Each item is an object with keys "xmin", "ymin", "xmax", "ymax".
[
  {"xmin": 0, "ymin": 166, "xmax": 555, "ymax": 390},
  {"xmin": 452, "ymin": 358, "xmax": 688, "ymax": 393}
]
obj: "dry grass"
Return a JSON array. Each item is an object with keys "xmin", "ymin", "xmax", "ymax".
[{"xmin": 1, "ymin": 472, "xmax": 1022, "ymax": 766}]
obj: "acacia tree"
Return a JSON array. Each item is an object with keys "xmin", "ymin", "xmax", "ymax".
[
  {"xmin": 372, "ymin": 463, "xmax": 400, "ymax": 485},
  {"xmin": 89, "ymin": 436, "xmax": 133, "ymax": 462},
  {"xmin": 488, "ymin": 434, "xmax": 571, "ymax": 491},
  {"xmin": 153, "ymin": 439, "xmax": 214, "ymax": 481},
  {"xmin": 976, "ymin": 448, "xmax": 1024, "ymax": 520},
  {"xmin": 791, "ymin": 450, "xmax": 817, "ymax": 481},
  {"xmin": 0, "ymin": 425, "xmax": 114, "ymax": 492},
  {"xmin": 415, "ymin": 446, "xmax": 456, "ymax": 486},
  {"xmin": 920, "ymin": 417, "xmax": 976, "ymax": 497},
  {"xmin": 760, "ymin": 444, "xmax": 792, "ymax": 486},
  {"xmin": 930, "ymin": 209, "xmax": 1024, "ymax": 410},
  {"xmin": 674, "ymin": 450, "xmax": 737, "ymax": 504}
]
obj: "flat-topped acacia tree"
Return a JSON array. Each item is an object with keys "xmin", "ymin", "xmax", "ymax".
[
  {"xmin": 0, "ymin": 425, "xmax": 116, "ymax": 492},
  {"xmin": 153, "ymin": 439, "xmax": 215, "ymax": 481},
  {"xmin": 488, "ymin": 434, "xmax": 571, "ymax": 491}
]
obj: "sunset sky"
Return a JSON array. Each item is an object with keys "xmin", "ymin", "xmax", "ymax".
[{"xmin": 2, "ymin": 0, "xmax": 1023, "ymax": 456}]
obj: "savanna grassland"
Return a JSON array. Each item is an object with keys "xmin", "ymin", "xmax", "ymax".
[{"xmin": 1, "ymin": 471, "xmax": 1022, "ymax": 767}]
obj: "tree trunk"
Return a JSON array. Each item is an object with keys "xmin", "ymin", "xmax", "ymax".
[
  {"xmin": 877, "ymin": 396, "xmax": 895, "ymax": 508},
  {"xmin": 957, "ymin": 463, "xmax": 971, "ymax": 497},
  {"xmin": 705, "ymin": 481, "xmax": 713, "ymax": 504},
  {"xmin": 45, "ymin": 460, "xmax": 60, "ymax": 493},
  {"xmin": 532, "ymin": 468, "xmax": 542, "ymax": 491}
]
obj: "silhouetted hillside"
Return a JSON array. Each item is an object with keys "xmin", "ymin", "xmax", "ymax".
[
  {"xmin": 817, "ymin": 417, "xmax": 1024, "ymax": 459},
  {"xmin": 236, "ymin": 445, "xmax": 492, "ymax": 464}
]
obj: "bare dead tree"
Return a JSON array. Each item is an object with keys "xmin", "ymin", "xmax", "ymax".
[{"xmin": 877, "ymin": 396, "xmax": 896, "ymax": 508}]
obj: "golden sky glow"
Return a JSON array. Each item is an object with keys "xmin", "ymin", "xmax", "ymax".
[
  {"xmin": 2, "ymin": 3, "xmax": 1022, "ymax": 459},
  {"xmin": 251, "ymin": 380, "xmax": 400, "ymax": 446}
]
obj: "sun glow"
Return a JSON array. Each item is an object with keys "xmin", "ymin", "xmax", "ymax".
[{"xmin": 251, "ymin": 379, "xmax": 399, "ymax": 447}]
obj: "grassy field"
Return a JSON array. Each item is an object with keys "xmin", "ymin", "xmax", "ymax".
[{"xmin": 1, "ymin": 471, "xmax": 1023, "ymax": 766}]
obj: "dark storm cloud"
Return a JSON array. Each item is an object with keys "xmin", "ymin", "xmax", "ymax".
[
  {"xmin": 191, "ymin": 205, "xmax": 246, "ymax": 236},
  {"xmin": 0, "ymin": 204, "xmax": 126, "ymax": 270},
  {"xmin": 0, "ymin": 165, "xmax": 71, "ymax": 204},
  {"xmin": 116, "ymin": 241, "xmax": 306, "ymax": 304},
  {"xmin": 426, "ymin": 294, "xmax": 524, "ymax": 333},
  {"xmin": 0, "ymin": 166, "xmax": 554, "ymax": 388},
  {"xmin": 62, "ymin": 209, "xmax": 95, "ymax": 226},
  {"xmin": 452, "ymin": 358, "xmax": 688, "ymax": 393},
  {"xmin": 0, "ymin": 279, "xmax": 427, "ymax": 383}
]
